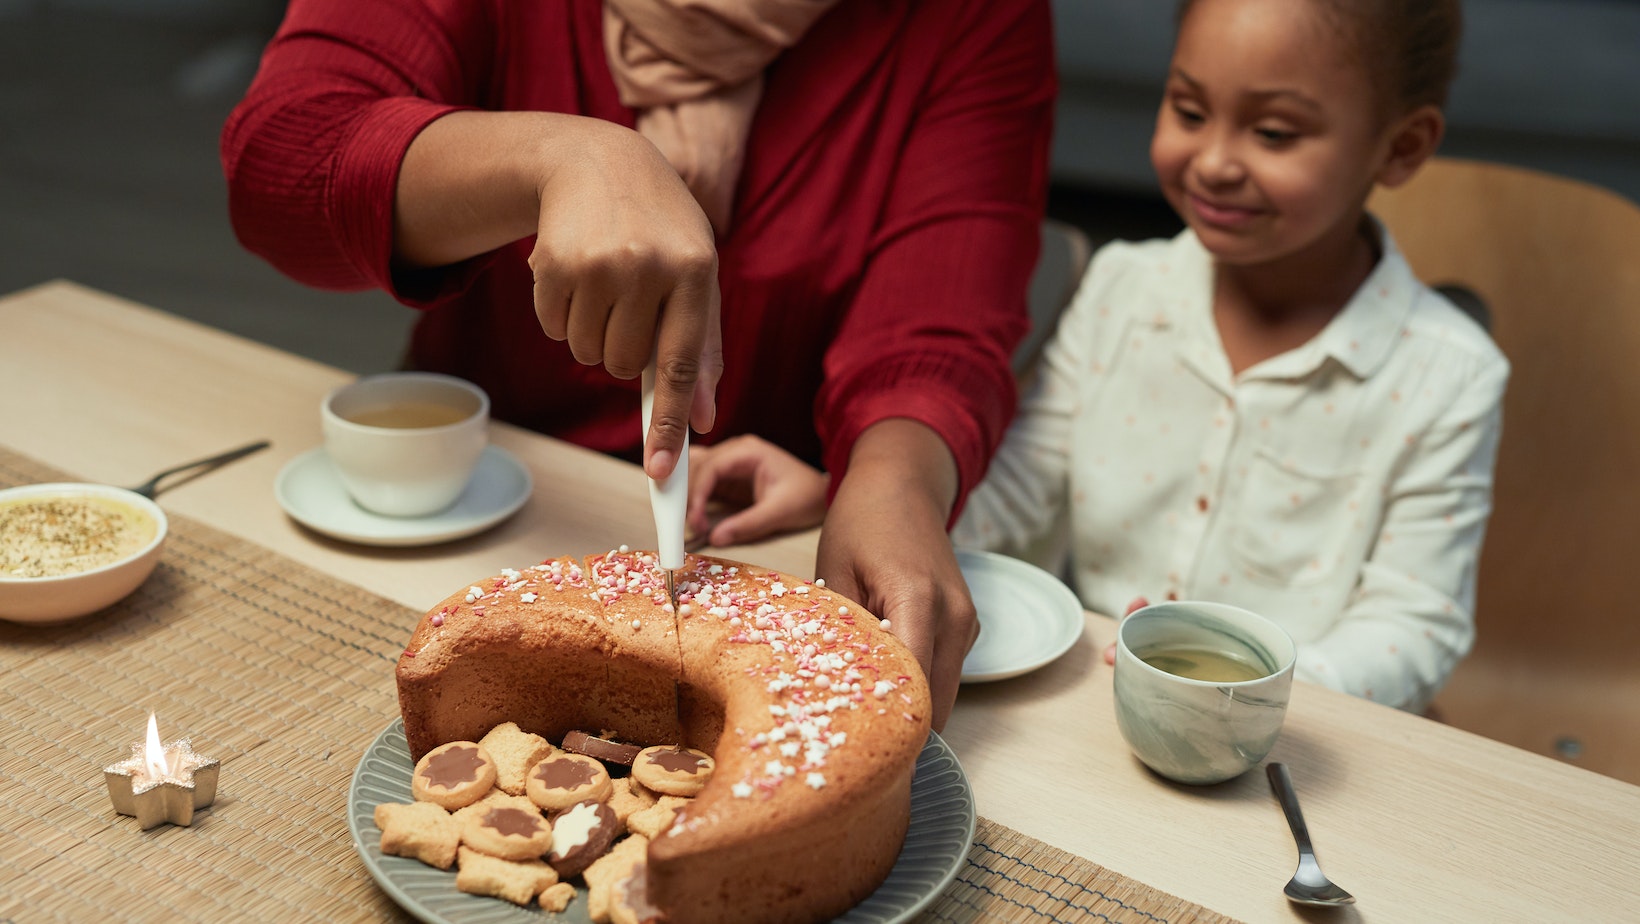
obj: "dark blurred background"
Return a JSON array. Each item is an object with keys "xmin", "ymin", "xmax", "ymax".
[{"xmin": 2, "ymin": 0, "xmax": 1636, "ymax": 374}]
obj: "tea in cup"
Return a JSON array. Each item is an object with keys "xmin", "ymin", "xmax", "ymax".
[
  {"xmin": 321, "ymin": 372, "xmax": 489, "ymax": 517},
  {"xmin": 1113, "ymin": 601, "xmax": 1296, "ymax": 784}
]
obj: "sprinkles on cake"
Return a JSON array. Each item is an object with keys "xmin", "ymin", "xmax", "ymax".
[{"xmin": 410, "ymin": 548, "xmax": 913, "ymax": 799}]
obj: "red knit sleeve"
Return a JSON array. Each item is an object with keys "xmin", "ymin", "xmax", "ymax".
[
  {"xmin": 220, "ymin": 0, "xmax": 491, "ymax": 295},
  {"xmin": 815, "ymin": 0, "xmax": 1056, "ymax": 520}
]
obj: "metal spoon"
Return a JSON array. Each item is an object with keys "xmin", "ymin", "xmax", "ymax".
[
  {"xmin": 125, "ymin": 440, "xmax": 271, "ymax": 499},
  {"xmin": 1267, "ymin": 762, "xmax": 1356, "ymax": 906}
]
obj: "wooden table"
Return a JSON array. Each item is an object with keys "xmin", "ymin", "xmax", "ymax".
[{"xmin": 5, "ymin": 280, "xmax": 1638, "ymax": 923}]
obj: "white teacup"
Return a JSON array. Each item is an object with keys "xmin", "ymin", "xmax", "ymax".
[
  {"xmin": 1113, "ymin": 601, "xmax": 1296, "ymax": 785},
  {"xmin": 321, "ymin": 372, "xmax": 489, "ymax": 517}
]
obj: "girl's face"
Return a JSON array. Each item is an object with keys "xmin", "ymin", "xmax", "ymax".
[{"xmin": 1150, "ymin": 0, "xmax": 1398, "ymax": 267}]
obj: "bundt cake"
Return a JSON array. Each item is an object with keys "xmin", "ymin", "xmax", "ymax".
[{"xmin": 395, "ymin": 548, "xmax": 932, "ymax": 923}]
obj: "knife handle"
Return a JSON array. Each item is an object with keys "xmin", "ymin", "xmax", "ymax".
[{"xmin": 641, "ymin": 362, "xmax": 688, "ymax": 572}]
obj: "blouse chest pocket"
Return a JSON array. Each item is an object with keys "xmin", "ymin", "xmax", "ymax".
[{"xmin": 1229, "ymin": 450, "xmax": 1362, "ymax": 588}]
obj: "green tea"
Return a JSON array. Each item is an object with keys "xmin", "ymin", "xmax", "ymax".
[
  {"xmin": 345, "ymin": 402, "xmax": 471, "ymax": 429},
  {"xmin": 1135, "ymin": 645, "xmax": 1268, "ymax": 682}
]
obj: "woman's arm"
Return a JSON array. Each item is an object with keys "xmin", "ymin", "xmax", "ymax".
[
  {"xmin": 815, "ymin": 0, "xmax": 1056, "ymax": 505},
  {"xmin": 222, "ymin": 0, "xmax": 718, "ymax": 476},
  {"xmin": 811, "ymin": 0, "xmax": 1056, "ymax": 729},
  {"xmin": 222, "ymin": 0, "xmax": 491, "ymax": 292},
  {"xmin": 818, "ymin": 419, "xmax": 973, "ymax": 731}
]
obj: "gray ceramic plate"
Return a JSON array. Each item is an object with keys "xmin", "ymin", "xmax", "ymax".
[{"xmin": 347, "ymin": 719, "xmax": 974, "ymax": 924}]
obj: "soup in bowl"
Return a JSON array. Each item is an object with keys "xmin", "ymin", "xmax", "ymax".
[{"xmin": 0, "ymin": 483, "xmax": 168, "ymax": 624}]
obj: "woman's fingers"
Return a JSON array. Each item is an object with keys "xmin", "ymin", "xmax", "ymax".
[
  {"xmin": 564, "ymin": 286, "xmax": 616, "ymax": 367},
  {"xmin": 691, "ymin": 286, "xmax": 723, "ymax": 435},
  {"xmin": 684, "ymin": 436, "xmax": 826, "ymax": 546},
  {"xmin": 532, "ymin": 262, "xmax": 573, "ymax": 343},
  {"xmin": 685, "ymin": 444, "xmax": 734, "ymax": 535},
  {"xmin": 645, "ymin": 266, "xmax": 717, "ymax": 480},
  {"xmin": 709, "ymin": 488, "xmax": 805, "ymax": 546},
  {"xmin": 602, "ymin": 279, "xmax": 670, "ymax": 381}
]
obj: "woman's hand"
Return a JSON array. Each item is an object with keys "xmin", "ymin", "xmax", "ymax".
[
  {"xmin": 395, "ymin": 111, "xmax": 722, "ymax": 481},
  {"xmin": 816, "ymin": 420, "xmax": 976, "ymax": 731},
  {"xmin": 686, "ymin": 435, "xmax": 828, "ymax": 548},
  {"xmin": 529, "ymin": 122, "xmax": 723, "ymax": 480}
]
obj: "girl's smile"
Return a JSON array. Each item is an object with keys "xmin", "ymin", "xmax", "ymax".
[{"xmin": 1186, "ymin": 193, "xmax": 1266, "ymax": 230}]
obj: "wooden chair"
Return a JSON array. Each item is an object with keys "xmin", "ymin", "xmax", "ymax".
[
  {"xmin": 1368, "ymin": 158, "xmax": 1640, "ymax": 785},
  {"xmin": 1017, "ymin": 218, "xmax": 1094, "ymax": 376}
]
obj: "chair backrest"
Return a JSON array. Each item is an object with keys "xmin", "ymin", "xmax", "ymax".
[
  {"xmin": 1368, "ymin": 159, "xmax": 1640, "ymax": 765},
  {"xmin": 1018, "ymin": 218, "xmax": 1095, "ymax": 376}
]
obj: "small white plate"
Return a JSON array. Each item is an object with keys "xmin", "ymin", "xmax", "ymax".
[
  {"xmin": 957, "ymin": 548, "xmax": 1084, "ymax": 682},
  {"xmin": 275, "ymin": 446, "xmax": 531, "ymax": 547}
]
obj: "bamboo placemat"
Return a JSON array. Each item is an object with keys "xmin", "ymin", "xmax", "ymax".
[{"xmin": 0, "ymin": 448, "xmax": 1236, "ymax": 924}]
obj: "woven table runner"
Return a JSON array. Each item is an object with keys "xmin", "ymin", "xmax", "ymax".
[{"xmin": 0, "ymin": 448, "xmax": 1235, "ymax": 924}]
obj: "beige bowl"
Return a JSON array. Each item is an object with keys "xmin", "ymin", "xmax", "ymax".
[{"xmin": 0, "ymin": 483, "xmax": 168, "ymax": 624}]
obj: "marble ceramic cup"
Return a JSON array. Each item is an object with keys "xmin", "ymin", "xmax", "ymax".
[
  {"xmin": 321, "ymin": 372, "xmax": 489, "ymax": 518},
  {"xmin": 1113, "ymin": 601, "xmax": 1297, "ymax": 785}
]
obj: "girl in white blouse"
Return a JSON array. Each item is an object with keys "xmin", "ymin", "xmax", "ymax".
[{"xmin": 686, "ymin": 0, "xmax": 1507, "ymax": 714}]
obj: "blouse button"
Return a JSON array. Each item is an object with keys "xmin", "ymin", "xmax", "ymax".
[{"xmin": 1196, "ymin": 495, "xmax": 1209, "ymax": 513}]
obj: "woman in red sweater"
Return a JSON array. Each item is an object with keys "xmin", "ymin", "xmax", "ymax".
[{"xmin": 221, "ymin": 0, "xmax": 1056, "ymax": 728}]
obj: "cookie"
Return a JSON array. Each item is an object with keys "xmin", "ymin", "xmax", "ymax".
[
  {"xmin": 584, "ymin": 834, "xmax": 649, "ymax": 924},
  {"xmin": 454, "ymin": 845, "xmax": 558, "ymax": 906},
  {"xmin": 631, "ymin": 745, "xmax": 714, "ymax": 797},
  {"xmin": 562, "ymin": 729, "xmax": 643, "ymax": 767},
  {"xmin": 546, "ymin": 798, "xmax": 622, "ymax": 878},
  {"xmin": 625, "ymin": 795, "xmax": 689, "ymax": 840},
  {"xmin": 411, "ymin": 741, "xmax": 497, "ymax": 810},
  {"xmin": 539, "ymin": 881, "xmax": 577, "ymax": 913},
  {"xmin": 461, "ymin": 800, "xmax": 555, "ymax": 861},
  {"xmin": 451, "ymin": 789, "xmax": 517, "ymax": 827},
  {"xmin": 479, "ymin": 722, "xmax": 559, "ymax": 796},
  {"xmin": 610, "ymin": 861, "xmax": 665, "ymax": 924},
  {"xmin": 526, "ymin": 752, "xmax": 613, "ymax": 812},
  {"xmin": 607, "ymin": 776, "xmax": 659, "ymax": 825},
  {"xmin": 373, "ymin": 801, "xmax": 460, "ymax": 869}
]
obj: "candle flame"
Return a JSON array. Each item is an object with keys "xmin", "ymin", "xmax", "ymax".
[{"xmin": 143, "ymin": 711, "xmax": 170, "ymax": 779}]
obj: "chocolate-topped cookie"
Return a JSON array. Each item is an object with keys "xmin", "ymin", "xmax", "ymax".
[
  {"xmin": 546, "ymin": 798, "xmax": 621, "ymax": 878},
  {"xmin": 631, "ymin": 745, "xmax": 714, "ymax": 797},
  {"xmin": 461, "ymin": 797, "xmax": 555, "ymax": 861},
  {"xmin": 526, "ymin": 751, "xmax": 613, "ymax": 812},
  {"xmin": 411, "ymin": 741, "xmax": 497, "ymax": 809}
]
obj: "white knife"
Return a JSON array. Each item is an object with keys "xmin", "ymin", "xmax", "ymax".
[{"xmin": 641, "ymin": 361, "xmax": 687, "ymax": 608}]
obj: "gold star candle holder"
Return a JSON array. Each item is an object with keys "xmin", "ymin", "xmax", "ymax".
[{"xmin": 103, "ymin": 712, "xmax": 219, "ymax": 830}]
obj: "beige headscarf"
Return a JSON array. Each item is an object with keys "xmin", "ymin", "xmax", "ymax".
[{"xmin": 604, "ymin": 0, "xmax": 839, "ymax": 233}]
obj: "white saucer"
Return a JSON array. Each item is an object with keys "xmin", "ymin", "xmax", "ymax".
[
  {"xmin": 275, "ymin": 446, "xmax": 531, "ymax": 548},
  {"xmin": 957, "ymin": 548, "xmax": 1085, "ymax": 682}
]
